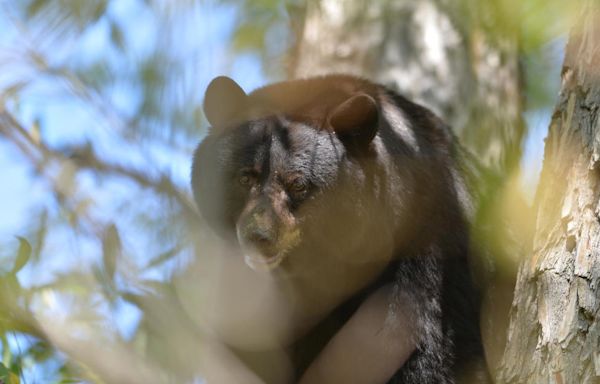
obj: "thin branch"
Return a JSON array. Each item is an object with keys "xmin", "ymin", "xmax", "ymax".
[{"xmin": 0, "ymin": 109, "xmax": 201, "ymax": 227}]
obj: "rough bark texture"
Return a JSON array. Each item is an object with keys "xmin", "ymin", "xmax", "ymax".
[
  {"xmin": 498, "ymin": 2, "xmax": 600, "ymax": 382},
  {"xmin": 290, "ymin": 0, "xmax": 523, "ymax": 172}
]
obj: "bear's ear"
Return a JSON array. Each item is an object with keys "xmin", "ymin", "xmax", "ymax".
[
  {"xmin": 329, "ymin": 94, "xmax": 378, "ymax": 145},
  {"xmin": 203, "ymin": 76, "xmax": 248, "ymax": 127}
]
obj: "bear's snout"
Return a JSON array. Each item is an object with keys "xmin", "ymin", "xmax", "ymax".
[
  {"xmin": 235, "ymin": 194, "xmax": 302, "ymax": 272},
  {"xmin": 237, "ymin": 202, "xmax": 280, "ymax": 256}
]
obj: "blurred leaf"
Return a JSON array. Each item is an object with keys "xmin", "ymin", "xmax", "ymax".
[
  {"xmin": 58, "ymin": 363, "xmax": 83, "ymax": 383},
  {"xmin": 31, "ymin": 209, "xmax": 48, "ymax": 263},
  {"xmin": 25, "ymin": 0, "xmax": 107, "ymax": 28},
  {"xmin": 0, "ymin": 362, "xmax": 19, "ymax": 384},
  {"xmin": 25, "ymin": 0, "xmax": 47, "ymax": 17},
  {"xmin": 1, "ymin": 336, "xmax": 10, "ymax": 366},
  {"xmin": 74, "ymin": 61, "xmax": 112, "ymax": 92},
  {"xmin": 73, "ymin": 198, "xmax": 93, "ymax": 218},
  {"xmin": 523, "ymin": 43, "xmax": 564, "ymax": 110},
  {"xmin": 233, "ymin": 24, "xmax": 267, "ymax": 51},
  {"xmin": 92, "ymin": 265, "xmax": 117, "ymax": 304},
  {"xmin": 30, "ymin": 118, "xmax": 42, "ymax": 145},
  {"xmin": 0, "ymin": 274, "xmax": 22, "ymax": 309},
  {"xmin": 518, "ymin": 0, "xmax": 578, "ymax": 52},
  {"xmin": 101, "ymin": 224, "xmax": 121, "ymax": 281},
  {"xmin": 0, "ymin": 361, "xmax": 8, "ymax": 379},
  {"xmin": 30, "ymin": 271, "xmax": 92, "ymax": 296},
  {"xmin": 140, "ymin": 57, "xmax": 165, "ymax": 89},
  {"xmin": 146, "ymin": 245, "xmax": 181, "ymax": 269},
  {"xmin": 56, "ymin": 160, "xmax": 78, "ymax": 198},
  {"xmin": 121, "ymin": 292, "xmax": 145, "ymax": 309},
  {"xmin": 0, "ymin": 82, "xmax": 29, "ymax": 105},
  {"xmin": 27, "ymin": 341, "xmax": 54, "ymax": 363},
  {"xmin": 109, "ymin": 21, "xmax": 126, "ymax": 51},
  {"xmin": 8, "ymin": 359, "xmax": 21, "ymax": 378},
  {"xmin": 12, "ymin": 238, "xmax": 31, "ymax": 274}
]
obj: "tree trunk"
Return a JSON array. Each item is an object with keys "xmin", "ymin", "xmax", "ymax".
[
  {"xmin": 498, "ymin": 1, "xmax": 600, "ymax": 382},
  {"xmin": 290, "ymin": 0, "xmax": 523, "ymax": 172}
]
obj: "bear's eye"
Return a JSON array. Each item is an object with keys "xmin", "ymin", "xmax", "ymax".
[
  {"xmin": 238, "ymin": 170, "xmax": 256, "ymax": 187},
  {"xmin": 289, "ymin": 177, "xmax": 308, "ymax": 197},
  {"xmin": 240, "ymin": 175, "xmax": 252, "ymax": 185}
]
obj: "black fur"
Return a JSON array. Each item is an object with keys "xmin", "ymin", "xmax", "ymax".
[{"xmin": 191, "ymin": 75, "xmax": 488, "ymax": 383}]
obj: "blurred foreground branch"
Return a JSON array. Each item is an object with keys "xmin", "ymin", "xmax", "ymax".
[{"xmin": 0, "ymin": 109, "xmax": 199, "ymax": 228}]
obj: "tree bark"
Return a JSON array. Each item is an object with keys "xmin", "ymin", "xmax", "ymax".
[
  {"xmin": 290, "ymin": 0, "xmax": 523, "ymax": 172},
  {"xmin": 498, "ymin": 1, "xmax": 600, "ymax": 382}
]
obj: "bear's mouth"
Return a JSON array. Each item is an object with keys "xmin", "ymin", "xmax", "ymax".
[{"xmin": 243, "ymin": 251, "xmax": 287, "ymax": 272}]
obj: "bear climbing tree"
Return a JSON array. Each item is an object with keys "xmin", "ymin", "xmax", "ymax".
[{"xmin": 191, "ymin": 75, "xmax": 488, "ymax": 383}]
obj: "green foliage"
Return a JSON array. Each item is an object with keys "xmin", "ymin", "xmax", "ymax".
[
  {"xmin": 25, "ymin": 0, "xmax": 107, "ymax": 25},
  {"xmin": 226, "ymin": 0, "xmax": 295, "ymax": 77},
  {"xmin": 101, "ymin": 224, "xmax": 121, "ymax": 281},
  {"xmin": 12, "ymin": 238, "xmax": 31, "ymax": 275},
  {"xmin": 453, "ymin": 0, "xmax": 576, "ymax": 109},
  {"xmin": 0, "ymin": 362, "xmax": 20, "ymax": 384}
]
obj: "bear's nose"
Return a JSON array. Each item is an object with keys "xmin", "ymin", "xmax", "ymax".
[
  {"xmin": 246, "ymin": 228, "xmax": 276, "ymax": 247},
  {"xmin": 238, "ymin": 199, "xmax": 280, "ymax": 254}
]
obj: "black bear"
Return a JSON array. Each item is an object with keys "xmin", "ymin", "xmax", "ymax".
[{"xmin": 191, "ymin": 75, "xmax": 488, "ymax": 383}]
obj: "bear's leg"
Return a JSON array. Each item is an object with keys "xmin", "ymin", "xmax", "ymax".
[{"xmin": 298, "ymin": 283, "xmax": 418, "ymax": 384}]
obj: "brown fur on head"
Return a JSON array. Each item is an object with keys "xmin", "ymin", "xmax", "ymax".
[{"xmin": 193, "ymin": 76, "xmax": 392, "ymax": 274}]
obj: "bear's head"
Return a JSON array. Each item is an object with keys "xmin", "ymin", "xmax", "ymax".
[{"xmin": 191, "ymin": 76, "xmax": 436, "ymax": 275}]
